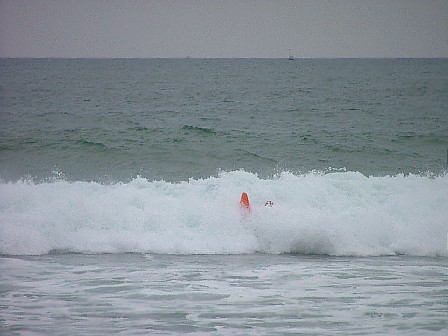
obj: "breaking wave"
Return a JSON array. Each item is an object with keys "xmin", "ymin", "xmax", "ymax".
[{"xmin": 1, "ymin": 170, "xmax": 447, "ymax": 257}]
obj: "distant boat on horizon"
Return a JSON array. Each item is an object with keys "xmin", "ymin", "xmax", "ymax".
[{"xmin": 288, "ymin": 49, "xmax": 294, "ymax": 60}]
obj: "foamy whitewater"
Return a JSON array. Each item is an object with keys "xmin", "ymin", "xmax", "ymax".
[
  {"xmin": 1, "ymin": 171, "xmax": 447, "ymax": 257},
  {"xmin": 1, "ymin": 59, "xmax": 447, "ymax": 335}
]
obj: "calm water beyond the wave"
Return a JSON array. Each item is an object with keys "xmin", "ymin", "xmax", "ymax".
[{"xmin": 1, "ymin": 58, "xmax": 447, "ymax": 335}]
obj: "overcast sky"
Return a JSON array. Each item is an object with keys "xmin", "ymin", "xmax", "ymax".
[{"xmin": 1, "ymin": 0, "xmax": 447, "ymax": 58}]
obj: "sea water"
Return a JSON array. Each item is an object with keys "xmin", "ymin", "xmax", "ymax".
[{"xmin": 1, "ymin": 59, "xmax": 447, "ymax": 335}]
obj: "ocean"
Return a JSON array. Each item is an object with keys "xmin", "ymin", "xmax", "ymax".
[{"xmin": 1, "ymin": 58, "xmax": 447, "ymax": 335}]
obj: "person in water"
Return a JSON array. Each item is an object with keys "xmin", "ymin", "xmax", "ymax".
[{"xmin": 240, "ymin": 192, "xmax": 273, "ymax": 209}]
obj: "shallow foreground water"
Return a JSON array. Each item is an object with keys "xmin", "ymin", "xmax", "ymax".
[{"xmin": 1, "ymin": 254, "xmax": 447, "ymax": 335}]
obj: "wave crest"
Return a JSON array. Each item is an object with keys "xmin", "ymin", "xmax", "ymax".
[{"xmin": 1, "ymin": 171, "xmax": 447, "ymax": 257}]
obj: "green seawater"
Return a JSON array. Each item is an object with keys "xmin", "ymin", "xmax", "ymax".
[{"xmin": 1, "ymin": 58, "xmax": 447, "ymax": 182}]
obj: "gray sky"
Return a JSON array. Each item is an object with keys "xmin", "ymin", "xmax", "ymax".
[{"xmin": 1, "ymin": 0, "xmax": 447, "ymax": 58}]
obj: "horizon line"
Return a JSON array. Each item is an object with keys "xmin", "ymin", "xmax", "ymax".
[{"xmin": 1, "ymin": 56, "xmax": 448, "ymax": 60}]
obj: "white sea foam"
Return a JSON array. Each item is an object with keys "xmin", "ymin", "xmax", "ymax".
[{"xmin": 1, "ymin": 171, "xmax": 447, "ymax": 256}]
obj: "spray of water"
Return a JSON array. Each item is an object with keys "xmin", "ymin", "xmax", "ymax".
[{"xmin": 1, "ymin": 171, "xmax": 447, "ymax": 256}]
